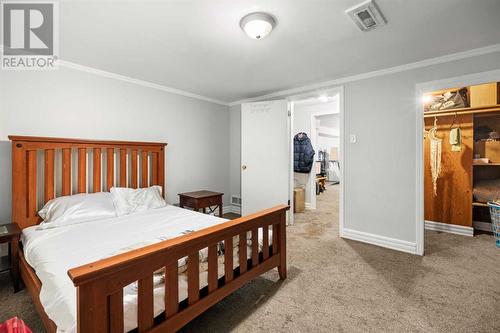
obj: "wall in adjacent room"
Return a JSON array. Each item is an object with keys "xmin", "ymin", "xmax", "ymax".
[{"xmin": 293, "ymin": 100, "xmax": 339, "ymax": 206}]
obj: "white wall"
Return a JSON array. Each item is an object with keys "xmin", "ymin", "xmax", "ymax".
[
  {"xmin": 229, "ymin": 105, "xmax": 241, "ymax": 210},
  {"xmin": 230, "ymin": 50, "xmax": 500, "ymax": 253},
  {"xmin": 317, "ymin": 114, "xmax": 340, "ymax": 152},
  {"xmin": 317, "ymin": 134, "xmax": 338, "ymax": 152},
  {"xmin": 0, "ymin": 67, "xmax": 231, "ymax": 226},
  {"xmin": 342, "ymin": 51, "xmax": 500, "ymax": 249}
]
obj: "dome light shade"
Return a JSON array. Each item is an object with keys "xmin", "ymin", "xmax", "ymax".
[{"xmin": 240, "ymin": 12, "xmax": 276, "ymax": 40}]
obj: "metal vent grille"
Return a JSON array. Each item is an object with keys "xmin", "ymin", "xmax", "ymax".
[
  {"xmin": 231, "ymin": 196, "xmax": 241, "ymax": 206},
  {"xmin": 346, "ymin": 0, "xmax": 386, "ymax": 32}
]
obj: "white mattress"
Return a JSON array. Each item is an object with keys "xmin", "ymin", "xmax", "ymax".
[{"xmin": 22, "ymin": 205, "xmax": 264, "ymax": 333}]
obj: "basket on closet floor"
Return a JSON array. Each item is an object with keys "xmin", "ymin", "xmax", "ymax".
[{"xmin": 488, "ymin": 201, "xmax": 500, "ymax": 248}]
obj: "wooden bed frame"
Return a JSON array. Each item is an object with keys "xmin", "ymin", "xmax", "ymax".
[{"xmin": 10, "ymin": 136, "xmax": 288, "ymax": 333}]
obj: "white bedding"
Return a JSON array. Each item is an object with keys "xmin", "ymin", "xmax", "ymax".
[{"xmin": 22, "ymin": 205, "xmax": 269, "ymax": 333}]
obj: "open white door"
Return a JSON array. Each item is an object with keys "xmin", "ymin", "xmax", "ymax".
[{"xmin": 241, "ymin": 100, "xmax": 291, "ymax": 221}]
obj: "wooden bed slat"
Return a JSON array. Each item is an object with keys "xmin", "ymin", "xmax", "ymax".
[
  {"xmin": 119, "ymin": 149, "xmax": 127, "ymax": 187},
  {"xmin": 27, "ymin": 150, "xmax": 37, "ymax": 218},
  {"xmin": 67, "ymin": 205, "xmax": 287, "ymax": 333},
  {"xmin": 165, "ymin": 264, "xmax": 178, "ymax": 318},
  {"xmin": 278, "ymin": 212, "xmax": 287, "ymax": 280},
  {"xmin": 224, "ymin": 237, "xmax": 233, "ymax": 283},
  {"xmin": 158, "ymin": 149, "xmax": 165, "ymax": 198},
  {"xmin": 137, "ymin": 276, "xmax": 154, "ymax": 332},
  {"xmin": 44, "ymin": 149, "xmax": 55, "ymax": 202},
  {"xmin": 131, "ymin": 149, "xmax": 138, "ymax": 188},
  {"xmin": 141, "ymin": 151, "xmax": 148, "ymax": 188},
  {"xmin": 262, "ymin": 225, "xmax": 269, "ymax": 260},
  {"xmin": 151, "ymin": 152, "xmax": 158, "ymax": 185},
  {"xmin": 187, "ymin": 253, "xmax": 199, "ymax": 304},
  {"xmin": 77, "ymin": 148, "xmax": 87, "ymax": 193},
  {"xmin": 61, "ymin": 148, "xmax": 71, "ymax": 196},
  {"xmin": 251, "ymin": 228, "xmax": 259, "ymax": 267},
  {"xmin": 106, "ymin": 148, "xmax": 114, "ymax": 191},
  {"xmin": 109, "ymin": 289, "xmax": 124, "ymax": 333},
  {"xmin": 10, "ymin": 136, "xmax": 167, "ymax": 230},
  {"xmin": 208, "ymin": 244, "xmax": 218, "ymax": 293},
  {"xmin": 272, "ymin": 224, "xmax": 279, "ymax": 255},
  {"xmin": 93, "ymin": 148, "xmax": 101, "ymax": 193},
  {"xmin": 77, "ymin": 284, "xmax": 108, "ymax": 333},
  {"xmin": 239, "ymin": 233, "xmax": 247, "ymax": 274}
]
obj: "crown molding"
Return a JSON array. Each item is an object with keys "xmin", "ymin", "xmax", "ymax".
[
  {"xmin": 3, "ymin": 43, "xmax": 500, "ymax": 108},
  {"xmin": 0, "ymin": 44, "xmax": 229, "ymax": 106},
  {"xmin": 58, "ymin": 60, "xmax": 230, "ymax": 106},
  {"xmin": 229, "ymin": 43, "xmax": 500, "ymax": 105}
]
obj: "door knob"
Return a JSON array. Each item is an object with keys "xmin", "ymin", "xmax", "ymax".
[{"xmin": 242, "ymin": 165, "xmax": 247, "ymax": 170}]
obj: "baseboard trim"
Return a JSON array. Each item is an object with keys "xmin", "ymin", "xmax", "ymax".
[
  {"xmin": 473, "ymin": 221, "xmax": 493, "ymax": 233},
  {"xmin": 425, "ymin": 220, "xmax": 473, "ymax": 236},
  {"xmin": 341, "ymin": 228, "xmax": 417, "ymax": 255},
  {"xmin": 223, "ymin": 205, "xmax": 241, "ymax": 215}
]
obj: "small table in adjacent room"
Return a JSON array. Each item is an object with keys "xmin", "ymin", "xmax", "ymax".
[
  {"xmin": 178, "ymin": 190, "xmax": 224, "ymax": 217},
  {"xmin": 0, "ymin": 223, "xmax": 21, "ymax": 292}
]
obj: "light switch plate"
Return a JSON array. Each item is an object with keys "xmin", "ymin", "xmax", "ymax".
[{"xmin": 350, "ymin": 134, "xmax": 357, "ymax": 143}]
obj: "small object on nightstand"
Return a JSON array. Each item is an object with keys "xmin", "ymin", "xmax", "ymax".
[
  {"xmin": 178, "ymin": 190, "xmax": 224, "ymax": 217},
  {"xmin": 0, "ymin": 226, "xmax": 7, "ymax": 234},
  {"xmin": 0, "ymin": 223, "xmax": 21, "ymax": 292}
]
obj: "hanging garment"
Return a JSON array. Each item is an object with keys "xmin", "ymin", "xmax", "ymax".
[
  {"xmin": 294, "ymin": 132, "xmax": 315, "ymax": 173},
  {"xmin": 429, "ymin": 128, "xmax": 442, "ymax": 196},
  {"xmin": 449, "ymin": 127, "xmax": 462, "ymax": 152}
]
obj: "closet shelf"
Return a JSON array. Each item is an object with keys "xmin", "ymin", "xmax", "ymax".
[
  {"xmin": 473, "ymin": 163, "xmax": 500, "ymax": 166},
  {"xmin": 472, "ymin": 201, "xmax": 489, "ymax": 207},
  {"xmin": 424, "ymin": 105, "xmax": 500, "ymax": 118}
]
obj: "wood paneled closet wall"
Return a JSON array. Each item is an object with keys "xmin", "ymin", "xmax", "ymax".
[{"xmin": 424, "ymin": 82, "xmax": 500, "ymax": 229}]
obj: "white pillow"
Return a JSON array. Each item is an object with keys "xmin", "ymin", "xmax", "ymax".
[
  {"xmin": 110, "ymin": 186, "xmax": 166, "ymax": 216},
  {"xmin": 37, "ymin": 192, "xmax": 117, "ymax": 230}
]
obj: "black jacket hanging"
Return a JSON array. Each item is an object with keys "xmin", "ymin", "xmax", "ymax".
[{"xmin": 294, "ymin": 132, "xmax": 315, "ymax": 173}]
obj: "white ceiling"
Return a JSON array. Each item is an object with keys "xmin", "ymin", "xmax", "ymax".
[{"xmin": 60, "ymin": 0, "xmax": 500, "ymax": 103}]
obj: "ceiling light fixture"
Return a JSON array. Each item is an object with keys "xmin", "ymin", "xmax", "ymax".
[{"xmin": 240, "ymin": 12, "xmax": 276, "ymax": 40}]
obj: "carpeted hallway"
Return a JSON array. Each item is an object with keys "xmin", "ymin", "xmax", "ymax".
[{"xmin": 1, "ymin": 185, "xmax": 499, "ymax": 332}]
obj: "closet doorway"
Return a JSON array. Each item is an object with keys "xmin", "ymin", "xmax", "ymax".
[
  {"xmin": 416, "ymin": 69, "xmax": 500, "ymax": 255},
  {"xmin": 289, "ymin": 87, "xmax": 343, "ymax": 232}
]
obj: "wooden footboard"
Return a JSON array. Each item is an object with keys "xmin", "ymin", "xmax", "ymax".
[{"xmin": 67, "ymin": 205, "xmax": 288, "ymax": 333}]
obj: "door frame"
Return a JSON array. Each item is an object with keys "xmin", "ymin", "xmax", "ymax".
[
  {"xmin": 287, "ymin": 86, "xmax": 344, "ymax": 233},
  {"xmin": 415, "ymin": 69, "xmax": 500, "ymax": 256}
]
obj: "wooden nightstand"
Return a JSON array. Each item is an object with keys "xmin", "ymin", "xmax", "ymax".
[
  {"xmin": 179, "ymin": 190, "xmax": 223, "ymax": 217},
  {"xmin": 0, "ymin": 223, "xmax": 21, "ymax": 292}
]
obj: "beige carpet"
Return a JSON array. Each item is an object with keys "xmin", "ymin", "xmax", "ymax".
[{"xmin": 1, "ymin": 185, "xmax": 499, "ymax": 332}]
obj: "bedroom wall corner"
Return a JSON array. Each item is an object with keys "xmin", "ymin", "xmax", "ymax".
[
  {"xmin": 0, "ymin": 66, "xmax": 232, "ymax": 239},
  {"xmin": 229, "ymin": 105, "xmax": 242, "ymax": 214}
]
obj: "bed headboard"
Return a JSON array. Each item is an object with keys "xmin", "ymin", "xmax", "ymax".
[{"xmin": 9, "ymin": 136, "xmax": 167, "ymax": 229}]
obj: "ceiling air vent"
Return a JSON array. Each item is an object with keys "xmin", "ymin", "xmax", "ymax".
[{"xmin": 346, "ymin": 0, "xmax": 386, "ymax": 32}]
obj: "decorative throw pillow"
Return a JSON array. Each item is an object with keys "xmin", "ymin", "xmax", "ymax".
[
  {"xmin": 37, "ymin": 192, "xmax": 117, "ymax": 230},
  {"xmin": 110, "ymin": 185, "xmax": 166, "ymax": 216}
]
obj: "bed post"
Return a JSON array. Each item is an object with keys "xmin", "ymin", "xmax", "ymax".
[
  {"xmin": 278, "ymin": 211, "xmax": 287, "ymax": 280},
  {"xmin": 11, "ymin": 140, "xmax": 28, "ymax": 229}
]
